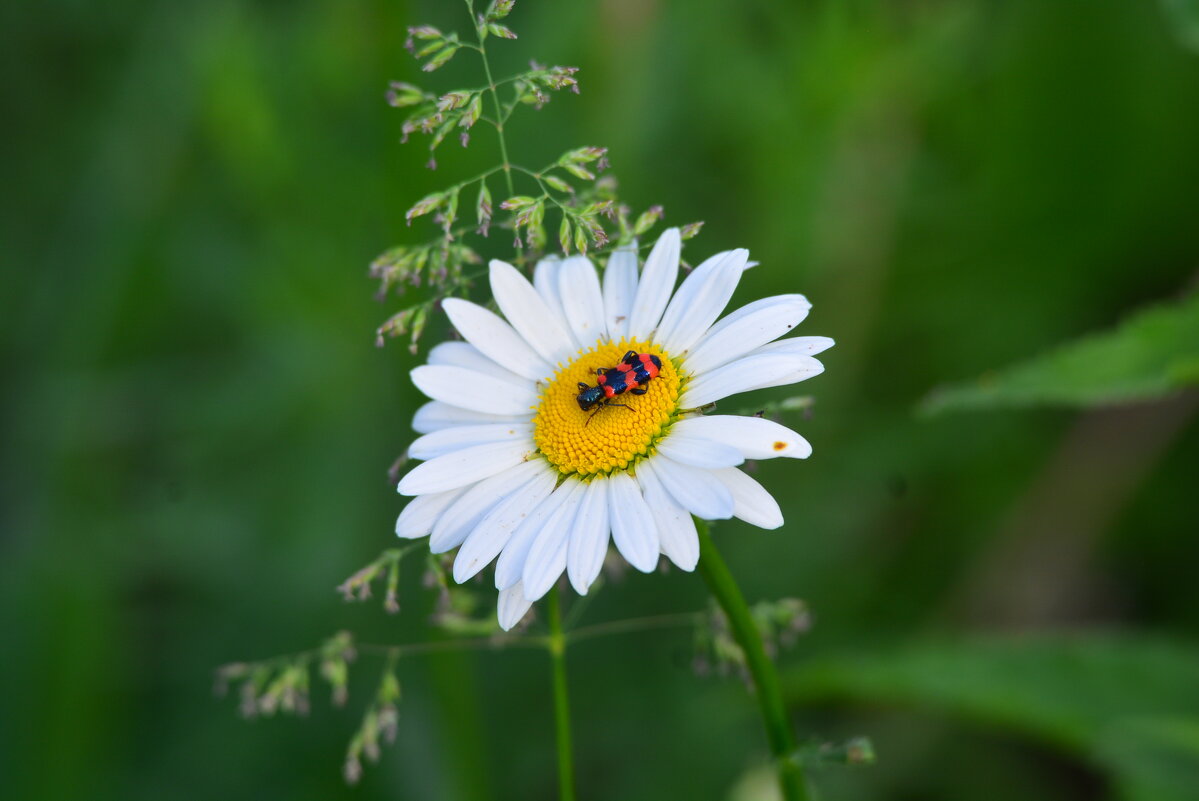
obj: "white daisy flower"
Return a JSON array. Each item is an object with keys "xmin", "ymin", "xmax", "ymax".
[{"xmin": 395, "ymin": 228, "xmax": 833, "ymax": 630}]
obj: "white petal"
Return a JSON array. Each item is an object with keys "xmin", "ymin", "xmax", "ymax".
[
  {"xmin": 497, "ymin": 582, "xmax": 534, "ymax": 630},
  {"xmin": 681, "ymin": 354, "xmax": 825, "ymax": 407},
  {"xmin": 626, "ymin": 228, "xmax": 680, "ymax": 340},
  {"xmin": 410, "ymin": 364, "xmax": 538, "ymax": 416},
  {"xmin": 751, "ymin": 335, "xmax": 836, "ymax": 358},
  {"xmin": 558, "ymin": 256, "xmax": 607, "ymax": 347},
  {"xmin": 441, "ymin": 300, "xmax": 553, "ymax": 382},
  {"xmin": 655, "ymin": 248, "xmax": 748, "ymax": 354},
  {"xmin": 429, "ymin": 460, "xmax": 544, "ymax": 552},
  {"xmin": 522, "ymin": 481, "xmax": 587, "ymax": 600},
  {"xmin": 496, "ymin": 478, "xmax": 582, "ymax": 590},
  {"xmin": 684, "ymin": 295, "xmax": 812, "ymax": 376},
  {"xmin": 607, "ymin": 472, "xmax": 659, "ymax": 573},
  {"xmin": 408, "ymin": 423, "xmax": 535, "ymax": 460},
  {"xmin": 533, "ymin": 256, "xmax": 573, "ymax": 335},
  {"xmin": 634, "ymin": 461, "xmax": 698, "ymax": 570},
  {"xmin": 671, "ymin": 416, "xmax": 812, "ymax": 460},
  {"xmin": 602, "ymin": 243, "xmax": 638, "ymax": 341},
  {"xmin": 738, "ymin": 355, "xmax": 825, "ymax": 393},
  {"xmin": 395, "ymin": 487, "xmax": 466, "ymax": 538},
  {"xmin": 656, "ymin": 432, "xmax": 745, "ymax": 469},
  {"xmin": 490, "ymin": 260, "xmax": 575, "ymax": 366},
  {"xmin": 649, "ymin": 455, "xmax": 735, "ymax": 520},
  {"xmin": 411, "ymin": 401, "xmax": 525, "ymax": 434},
  {"xmin": 566, "ymin": 479, "xmax": 610, "ymax": 594},
  {"xmin": 453, "ymin": 464, "xmax": 558, "ymax": 582},
  {"xmin": 711, "ymin": 467, "xmax": 784, "ymax": 529},
  {"xmin": 398, "ymin": 439, "xmax": 535, "ymax": 496},
  {"xmin": 428, "ymin": 340, "xmax": 525, "ymax": 382}
]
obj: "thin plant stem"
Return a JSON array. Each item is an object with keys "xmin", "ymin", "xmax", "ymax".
[
  {"xmin": 230, "ymin": 610, "xmax": 705, "ymax": 672},
  {"xmin": 567, "ymin": 612, "xmax": 702, "ymax": 645},
  {"xmin": 547, "ymin": 586, "xmax": 577, "ymax": 801},
  {"xmin": 479, "ymin": 47, "xmax": 514, "ymax": 196},
  {"xmin": 466, "ymin": 0, "xmax": 522, "ymax": 260},
  {"xmin": 695, "ymin": 520, "xmax": 809, "ymax": 801}
]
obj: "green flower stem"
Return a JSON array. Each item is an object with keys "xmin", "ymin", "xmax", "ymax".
[
  {"xmin": 695, "ymin": 520, "xmax": 809, "ymax": 801},
  {"xmin": 547, "ymin": 586, "xmax": 577, "ymax": 801}
]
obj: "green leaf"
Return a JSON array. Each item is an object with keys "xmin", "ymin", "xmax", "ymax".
[
  {"xmin": 784, "ymin": 634, "xmax": 1199, "ymax": 801},
  {"xmin": 921, "ymin": 293, "xmax": 1199, "ymax": 414},
  {"xmin": 1160, "ymin": 0, "xmax": 1199, "ymax": 53},
  {"xmin": 1096, "ymin": 718, "xmax": 1199, "ymax": 801}
]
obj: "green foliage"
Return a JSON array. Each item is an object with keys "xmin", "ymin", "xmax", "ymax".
[
  {"xmin": 922, "ymin": 293, "xmax": 1199, "ymax": 414},
  {"xmin": 1161, "ymin": 0, "xmax": 1199, "ymax": 53},
  {"xmin": 785, "ymin": 634, "xmax": 1199, "ymax": 801},
  {"xmin": 7, "ymin": 0, "xmax": 1199, "ymax": 799},
  {"xmin": 1096, "ymin": 718, "xmax": 1199, "ymax": 801}
]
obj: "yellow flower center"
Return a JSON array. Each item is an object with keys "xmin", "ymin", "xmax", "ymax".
[{"xmin": 533, "ymin": 337, "xmax": 682, "ymax": 477}]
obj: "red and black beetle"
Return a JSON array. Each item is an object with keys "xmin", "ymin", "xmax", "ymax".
[{"xmin": 576, "ymin": 350, "xmax": 663, "ymax": 420}]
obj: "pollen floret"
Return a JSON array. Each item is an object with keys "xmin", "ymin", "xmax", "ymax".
[{"xmin": 533, "ymin": 339, "xmax": 680, "ymax": 476}]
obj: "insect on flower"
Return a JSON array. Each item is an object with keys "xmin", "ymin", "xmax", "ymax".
[
  {"xmin": 575, "ymin": 350, "xmax": 663, "ymax": 423},
  {"xmin": 397, "ymin": 231, "xmax": 833, "ymax": 630}
]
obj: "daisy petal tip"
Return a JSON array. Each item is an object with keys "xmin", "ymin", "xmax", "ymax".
[
  {"xmin": 663, "ymin": 547, "xmax": 698, "ymax": 572},
  {"xmin": 760, "ymin": 510, "xmax": 785, "ymax": 530},
  {"xmin": 807, "ymin": 336, "xmax": 835, "ymax": 355},
  {"xmin": 451, "ymin": 557, "xmax": 478, "ymax": 584},
  {"xmin": 630, "ymin": 555, "xmax": 658, "ymax": 574},
  {"xmin": 497, "ymin": 584, "xmax": 533, "ymax": 631}
]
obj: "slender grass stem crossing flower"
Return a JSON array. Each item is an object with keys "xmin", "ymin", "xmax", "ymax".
[{"xmin": 395, "ymin": 229, "xmax": 833, "ymax": 628}]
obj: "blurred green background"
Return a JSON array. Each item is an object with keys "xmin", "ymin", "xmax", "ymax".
[{"xmin": 4, "ymin": 1, "xmax": 1199, "ymax": 799}]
